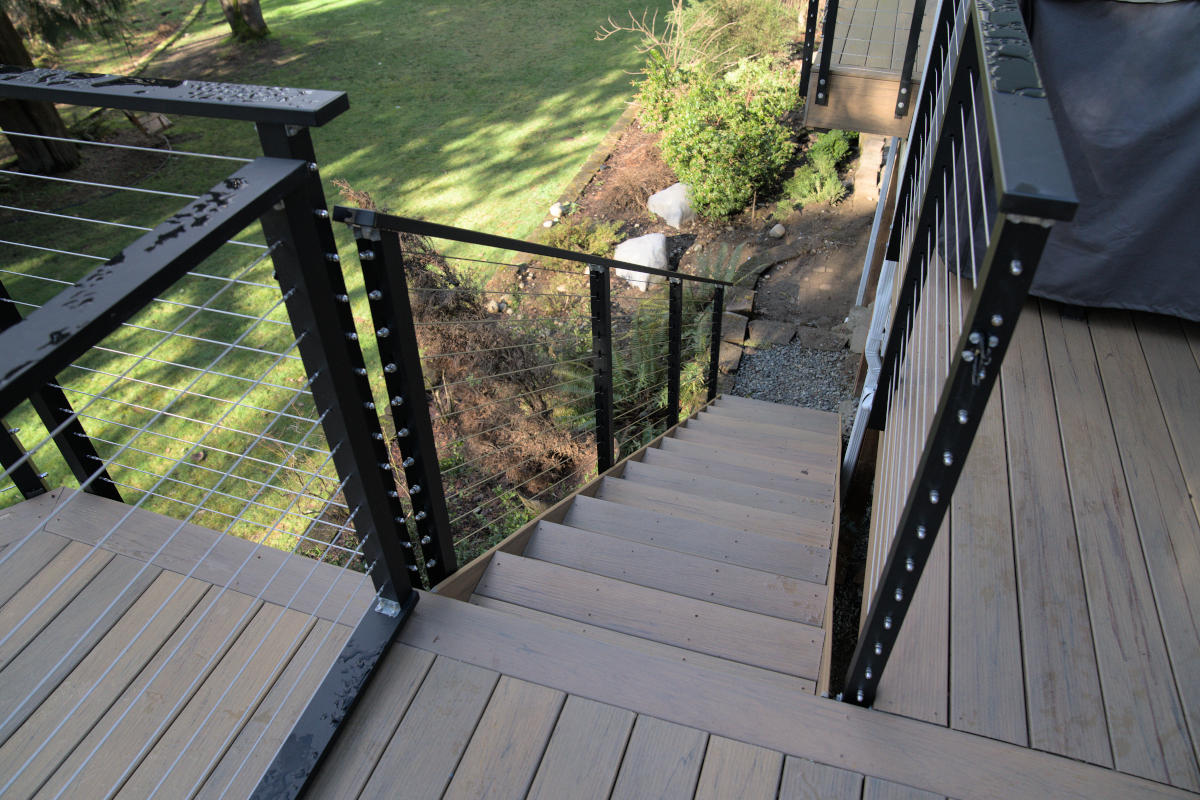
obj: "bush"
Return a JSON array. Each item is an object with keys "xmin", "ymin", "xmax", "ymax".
[
  {"xmin": 540, "ymin": 216, "xmax": 623, "ymax": 256},
  {"xmin": 782, "ymin": 129, "xmax": 857, "ymax": 207},
  {"xmin": 652, "ymin": 58, "xmax": 797, "ymax": 217},
  {"xmin": 679, "ymin": 0, "xmax": 800, "ymax": 68}
]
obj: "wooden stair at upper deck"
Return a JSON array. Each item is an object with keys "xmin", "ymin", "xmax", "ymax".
[{"xmin": 449, "ymin": 394, "xmax": 842, "ymax": 690}]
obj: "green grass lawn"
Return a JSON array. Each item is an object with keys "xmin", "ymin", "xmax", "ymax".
[{"xmin": 1, "ymin": 0, "xmax": 669, "ymax": 561}]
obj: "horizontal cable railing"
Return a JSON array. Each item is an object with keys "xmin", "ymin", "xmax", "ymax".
[
  {"xmin": 332, "ymin": 208, "xmax": 728, "ymax": 568},
  {"xmin": 0, "ymin": 67, "xmax": 414, "ymax": 798},
  {"xmin": 842, "ymin": 0, "xmax": 1076, "ymax": 706}
]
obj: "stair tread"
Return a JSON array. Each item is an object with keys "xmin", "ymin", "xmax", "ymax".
[
  {"xmin": 469, "ymin": 595, "xmax": 815, "ymax": 695},
  {"xmin": 640, "ymin": 447, "xmax": 835, "ymax": 502},
  {"xmin": 564, "ymin": 495, "xmax": 829, "ymax": 584},
  {"xmin": 525, "ymin": 521, "xmax": 826, "ymax": 625},
  {"xmin": 623, "ymin": 459, "xmax": 832, "ymax": 523},
  {"xmin": 658, "ymin": 437, "xmax": 836, "ymax": 483},
  {"xmin": 697, "ymin": 410, "xmax": 841, "ymax": 444},
  {"xmin": 673, "ymin": 427, "xmax": 837, "ymax": 470},
  {"xmin": 476, "ymin": 553, "xmax": 822, "ymax": 679},
  {"xmin": 713, "ymin": 396, "xmax": 838, "ymax": 429},
  {"xmin": 598, "ymin": 477, "xmax": 830, "ymax": 548}
]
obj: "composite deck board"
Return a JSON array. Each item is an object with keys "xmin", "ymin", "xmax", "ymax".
[
  {"xmin": 399, "ymin": 591, "xmax": 1192, "ymax": 800},
  {"xmin": 197, "ymin": 619, "xmax": 351, "ymax": 800},
  {"xmin": 686, "ymin": 414, "xmax": 837, "ymax": 452},
  {"xmin": 527, "ymin": 696, "xmax": 634, "ymax": 800},
  {"xmin": 0, "ymin": 541, "xmax": 114, "ymax": 671},
  {"xmin": 35, "ymin": 587, "xmax": 260, "ymax": 798},
  {"xmin": 118, "ymin": 604, "xmax": 315, "ymax": 799},
  {"xmin": 712, "ymin": 395, "xmax": 837, "ymax": 431},
  {"xmin": 564, "ymin": 495, "xmax": 830, "ymax": 583},
  {"xmin": 1000, "ymin": 304, "xmax": 1111, "ymax": 766},
  {"xmin": 863, "ymin": 777, "xmax": 945, "ymax": 800},
  {"xmin": 1047, "ymin": 307, "xmax": 1198, "ymax": 787},
  {"xmin": 442, "ymin": 676, "xmax": 564, "ymax": 800},
  {"xmin": 639, "ymin": 446, "xmax": 833, "ymax": 499},
  {"xmin": 0, "ymin": 552, "xmax": 157, "ymax": 741},
  {"xmin": 0, "ymin": 531, "xmax": 68, "ymax": 609},
  {"xmin": 672, "ymin": 427, "xmax": 837, "ymax": 473},
  {"xmin": 475, "ymin": 552, "xmax": 823, "ymax": 678},
  {"xmin": 1087, "ymin": 309, "xmax": 1200, "ymax": 778},
  {"xmin": 778, "ymin": 757, "xmax": 865, "ymax": 799},
  {"xmin": 657, "ymin": 436, "xmax": 834, "ymax": 483},
  {"xmin": 1136, "ymin": 313, "xmax": 1200, "ymax": 528},
  {"xmin": 470, "ymin": 596, "xmax": 817, "ymax": 695},
  {"xmin": 40, "ymin": 490, "xmax": 374, "ymax": 625},
  {"xmin": 694, "ymin": 736, "xmax": 784, "ymax": 800},
  {"xmin": 356, "ymin": 656, "xmax": 499, "ymax": 800},
  {"xmin": 524, "ymin": 521, "xmax": 826, "ymax": 624},
  {"xmin": 609, "ymin": 715, "xmax": 707, "ymax": 800},
  {"xmin": 0, "ymin": 573, "xmax": 208, "ymax": 799},
  {"xmin": 947, "ymin": 389, "xmax": 1027, "ymax": 746},
  {"xmin": 301, "ymin": 642, "xmax": 434, "ymax": 800},
  {"xmin": 597, "ymin": 477, "xmax": 830, "ymax": 547},
  {"xmin": 624, "ymin": 458, "xmax": 832, "ymax": 521}
]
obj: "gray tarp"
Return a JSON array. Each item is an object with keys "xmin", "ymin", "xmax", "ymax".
[{"xmin": 1029, "ymin": 0, "xmax": 1200, "ymax": 321}]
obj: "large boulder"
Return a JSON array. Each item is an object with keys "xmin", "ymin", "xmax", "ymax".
[
  {"xmin": 613, "ymin": 233, "xmax": 669, "ymax": 291},
  {"xmin": 647, "ymin": 182, "xmax": 696, "ymax": 229},
  {"xmin": 721, "ymin": 311, "xmax": 749, "ymax": 344}
]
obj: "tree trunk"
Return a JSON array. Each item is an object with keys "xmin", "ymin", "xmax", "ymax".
[
  {"xmin": 0, "ymin": 11, "xmax": 79, "ymax": 173},
  {"xmin": 218, "ymin": 0, "xmax": 270, "ymax": 41}
]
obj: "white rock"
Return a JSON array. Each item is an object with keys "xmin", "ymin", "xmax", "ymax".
[
  {"xmin": 542, "ymin": 220, "xmax": 554, "ymax": 228},
  {"xmin": 549, "ymin": 201, "xmax": 564, "ymax": 218},
  {"xmin": 768, "ymin": 223, "xmax": 786, "ymax": 239},
  {"xmin": 613, "ymin": 233, "xmax": 669, "ymax": 291},
  {"xmin": 647, "ymin": 182, "xmax": 696, "ymax": 229}
]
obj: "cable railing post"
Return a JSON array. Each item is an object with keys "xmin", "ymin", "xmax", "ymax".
[
  {"xmin": 589, "ymin": 264, "xmax": 614, "ymax": 472},
  {"xmin": 894, "ymin": 0, "xmax": 927, "ymax": 117},
  {"xmin": 252, "ymin": 122, "xmax": 419, "ymax": 798},
  {"xmin": 814, "ymin": 0, "xmax": 840, "ymax": 106},
  {"xmin": 1, "ymin": 421, "xmax": 47, "ymax": 499},
  {"xmin": 707, "ymin": 286, "xmax": 725, "ymax": 402},
  {"xmin": 667, "ymin": 276, "xmax": 683, "ymax": 427},
  {"xmin": 0, "ymin": 277, "xmax": 122, "ymax": 502},
  {"xmin": 351, "ymin": 226, "xmax": 457, "ymax": 586},
  {"xmin": 799, "ymin": 0, "xmax": 822, "ymax": 100}
]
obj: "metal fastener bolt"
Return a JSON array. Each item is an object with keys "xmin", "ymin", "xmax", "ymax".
[
  {"xmin": 401, "ymin": 540, "xmax": 413, "ymax": 549},
  {"xmin": 917, "ymin": 525, "xmax": 927, "ymax": 540},
  {"xmin": 410, "ymin": 484, "xmax": 422, "ymax": 494},
  {"xmin": 308, "ymin": 162, "xmax": 319, "ymax": 172},
  {"xmin": 905, "ymin": 557, "xmax": 915, "ymax": 572},
  {"xmin": 962, "ymin": 350, "xmax": 975, "ymax": 362},
  {"xmin": 391, "ymin": 396, "xmax": 404, "ymax": 407},
  {"xmin": 929, "ymin": 489, "xmax": 940, "ymax": 504},
  {"xmin": 420, "ymin": 535, "xmax": 431, "ymax": 545},
  {"xmin": 865, "ymin": 667, "xmax": 873, "ymax": 679},
  {"xmin": 336, "ymin": 293, "xmax": 349, "ymax": 302},
  {"xmin": 363, "ymin": 401, "xmax": 375, "ymax": 409},
  {"xmin": 368, "ymin": 290, "xmax": 382, "ymax": 300},
  {"xmin": 377, "ymin": 327, "xmax": 390, "ymax": 338},
  {"xmin": 819, "ymin": 78, "xmax": 826, "ymax": 86},
  {"xmin": 857, "ymin": 689, "xmax": 865, "ymax": 702},
  {"xmin": 388, "ymin": 490, "xmax": 399, "ymax": 498},
  {"xmin": 384, "ymin": 363, "xmax": 397, "ymax": 373},
  {"xmin": 900, "ymin": 87, "xmax": 908, "ymax": 94},
  {"xmin": 817, "ymin": 92, "xmax": 825, "ymax": 100},
  {"xmin": 346, "ymin": 332, "xmax": 358, "ymax": 341},
  {"xmin": 1010, "ymin": 259, "xmax": 1023, "ymax": 275},
  {"xmin": 314, "ymin": 209, "xmax": 329, "ymax": 219},
  {"xmin": 402, "ymin": 457, "xmax": 415, "ymax": 468},
  {"xmin": 360, "ymin": 250, "xmax": 376, "ymax": 261},
  {"xmin": 874, "ymin": 642, "xmax": 883, "ymax": 655},
  {"xmin": 372, "ymin": 432, "xmax": 384, "ymax": 441},
  {"xmin": 978, "ymin": 368, "xmax": 987, "ymax": 380},
  {"xmin": 397, "ymin": 427, "xmax": 410, "ymax": 437},
  {"xmin": 957, "ymin": 409, "xmax": 968, "ymax": 424},
  {"xmin": 395, "ymin": 515, "xmax": 406, "ymax": 524},
  {"xmin": 991, "ymin": 314, "xmax": 1004, "ymax": 327},
  {"xmin": 379, "ymin": 462, "xmax": 391, "ymax": 471},
  {"xmin": 355, "ymin": 367, "xmax": 367, "ymax": 376},
  {"xmin": 408, "ymin": 564, "xmax": 419, "ymax": 572},
  {"xmin": 426, "ymin": 559, "xmax": 437, "ymax": 568},
  {"xmin": 988, "ymin": 335, "xmax": 1000, "ymax": 348},
  {"xmin": 897, "ymin": 101, "xmax": 905, "ymax": 109},
  {"xmin": 884, "ymin": 616, "xmax": 893, "ymax": 630},
  {"xmin": 895, "ymin": 587, "xmax": 904, "ymax": 602},
  {"xmin": 414, "ymin": 510, "xmax": 427, "ymax": 521},
  {"xmin": 943, "ymin": 450, "xmax": 953, "ymax": 466},
  {"xmin": 326, "ymin": 253, "xmax": 340, "ymax": 263},
  {"xmin": 969, "ymin": 331, "xmax": 982, "ymax": 344}
]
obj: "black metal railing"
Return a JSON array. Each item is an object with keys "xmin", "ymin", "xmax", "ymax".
[
  {"xmin": 0, "ymin": 65, "xmax": 729, "ymax": 797},
  {"xmin": 330, "ymin": 209, "xmax": 729, "ymax": 566},
  {"xmin": 843, "ymin": 0, "xmax": 1076, "ymax": 705},
  {"xmin": 800, "ymin": 0, "xmax": 928, "ymax": 118}
]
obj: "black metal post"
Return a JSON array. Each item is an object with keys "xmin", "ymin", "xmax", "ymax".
[
  {"xmin": 589, "ymin": 265, "xmax": 615, "ymax": 473},
  {"xmin": 814, "ymin": 0, "xmax": 840, "ymax": 105},
  {"xmin": 253, "ymin": 123, "xmax": 418, "ymax": 797},
  {"xmin": 666, "ymin": 277, "xmax": 683, "ymax": 427},
  {"xmin": 1, "ymin": 420, "xmax": 47, "ymax": 499},
  {"xmin": 0, "ymin": 278, "xmax": 121, "ymax": 501},
  {"xmin": 844, "ymin": 215, "xmax": 1055, "ymax": 706},
  {"xmin": 706, "ymin": 287, "xmax": 724, "ymax": 402},
  {"xmin": 894, "ymin": 0, "xmax": 927, "ymax": 117},
  {"xmin": 799, "ymin": 0, "xmax": 822, "ymax": 100},
  {"xmin": 353, "ymin": 227, "xmax": 457, "ymax": 586}
]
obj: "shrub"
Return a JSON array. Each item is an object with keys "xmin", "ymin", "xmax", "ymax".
[
  {"xmin": 540, "ymin": 216, "xmax": 622, "ymax": 257},
  {"xmin": 679, "ymin": 0, "xmax": 800, "ymax": 68},
  {"xmin": 782, "ymin": 129, "xmax": 858, "ymax": 207},
  {"xmin": 654, "ymin": 58, "xmax": 797, "ymax": 217}
]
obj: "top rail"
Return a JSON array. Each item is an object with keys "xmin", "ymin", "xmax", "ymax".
[
  {"xmin": 0, "ymin": 65, "xmax": 348, "ymax": 127},
  {"xmin": 332, "ymin": 208, "xmax": 733, "ymax": 288}
]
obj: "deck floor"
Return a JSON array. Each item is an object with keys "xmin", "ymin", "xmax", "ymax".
[
  {"xmin": 830, "ymin": 0, "xmax": 935, "ymax": 75},
  {"xmin": 870, "ymin": 300, "xmax": 1200, "ymax": 793}
]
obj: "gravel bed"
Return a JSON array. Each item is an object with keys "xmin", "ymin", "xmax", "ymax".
[{"xmin": 729, "ymin": 341, "xmax": 857, "ymax": 416}]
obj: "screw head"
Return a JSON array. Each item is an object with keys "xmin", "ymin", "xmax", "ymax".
[
  {"xmin": 857, "ymin": 689, "xmax": 865, "ymax": 702},
  {"xmin": 962, "ymin": 350, "xmax": 975, "ymax": 362},
  {"xmin": 314, "ymin": 209, "xmax": 329, "ymax": 219},
  {"xmin": 969, "ymin": 331, "xmax": 982, "ymax": 344},
  {"xmin": 917, "ymin": 525, "xmax": 927, "ymax": 540},
  {"xmin": 1010, "ymin": 259, "xmax": 1023, "ymax": 275},
  {"xmin": 363, "ymin": 401, "xmax": 375, "ymax": 410},
  {"xmin": 426, "ymin": 559, "xmax": 437, "ymax": 568},
  {"xmin": 355, "ymin": 367, "xmax": 367, "ymax": 376},
  {"xmin": 957, "ymin": 409, "xmax": 968, "ymax": 424},
  {"xmin": 942, "ymin": 450, "xmax": 953, "ymax": 466},
  {"xmin": 817, "ymin": 92, "xmax": 825, "ymax": 100},
  {"xmin": 346, "ymin": 332, "xmax": 358, "ymax": 341},
  {"xmin": 377, "ymin": 327, "xmax": 390, "ymax": 338},
  {"xmin": 326, "ymin": 253, "xmax": 340, "ymax": 263},
  {"xmin": 895, "ymin": 587, "xmax": 904, "ymax": 602},
  {"xmin": 359, "ymin": 250, "xmax": 376, "ymax": 261},
  {"xmin": 384, "ymin": 363, "xmax": 397, "ymax": 373},
  {"xmin": 991, "ymin": 314, "xmax": 1004, "ymax": 327},
  {"xmin": 865, "ymin": 667, "xmax": 873, "ymax": 679},
  {"xmin": 905, "ymin": 557, "xmax": 915, "ymax": 572},
  {"xmin": 410, "ymin": 484, "xmax": 422, "ymax": 494},
  {"xmin": 420, "ymin": 535, "xmax": 431, "ymax": 545},
  {"xmin": 414, "ymin": 510, "xmax": 427, "ymax": 521},
  {"xmin": 391, "ymin": 396, "xmax": 404, "ymax": 407},
  {"xmin": 402, "ymin": 457, "xmax": 415, "ymax": 468},
  {"xmin": 874, "ymin": 642, "xmax": 883, "ymax": 655},
  {"xmin": 988, "ymin": 335, "xmax": 1000, "ymax": 348},
  {"xmin": 397, "ymin": 427, "xmax": 410, "ymax": 437},
  {"xmin": 884, "ymin": 616, "xmax": 893, "ymax": 630},
  {"xmin": 929, "ymin": 489, "xmax": 940, "ymax": 504}
]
